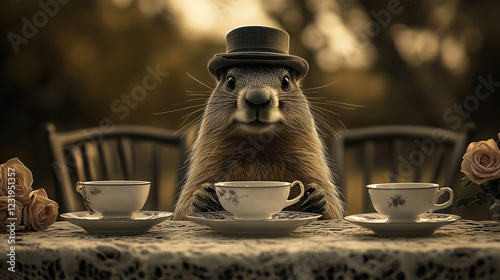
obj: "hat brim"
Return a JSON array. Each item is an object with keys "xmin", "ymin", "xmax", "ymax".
[{"xmin": 207, "ymin": 52, "xmax": 309, "ymax": 78}]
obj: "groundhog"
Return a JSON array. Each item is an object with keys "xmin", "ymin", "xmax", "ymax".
[{"xmin": 173, "ymin": 26, "xmax": 344, "ymax": 220}]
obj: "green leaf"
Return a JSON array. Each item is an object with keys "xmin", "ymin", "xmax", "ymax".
[
  {"xmin": 460, "ymin": 177, "xmax": 473, "ymax": 188},
  {"xmin": 456, "ymin": 192, "xmax": 494, "ymax": 208},
  {"xmin": 476, "ymin": 191, "xmax": 488, "ymax": 199},
  {"xmin": 456, "ymin": 197, "xmax": 477, "ymax": 208},
  {"xmin": 476, "ymin": 192, "xmax": 493, "ymax": 205},
  {"xmin": 480, "ymin": 183, "xmax": 493, "ymax": 195}
]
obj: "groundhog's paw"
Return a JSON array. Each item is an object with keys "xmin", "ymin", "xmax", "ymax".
[
  {"xmin": 299, "ymin": 183, "xmax": 327, "ymax": 215},
  {"xmin": 192, "ymin": 183, "xmax": 223, "ymax": 213}
]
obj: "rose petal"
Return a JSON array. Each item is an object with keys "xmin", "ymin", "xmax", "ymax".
[
  {"xmin": 0, "ymin": 158, "xmax": 33, "ymax": 205},
  {"xmin": 0, "ymin": 196, "xmax": 23, "ymax": 232},
  {"xmin": 23, "ymin": 188, "xmax": 59, "ymax": 231},
  {"xmin": 462, "ymin": 140, "xmax": 500, "ymax": 184}
]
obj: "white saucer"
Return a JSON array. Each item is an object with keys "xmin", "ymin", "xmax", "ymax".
[
  {"xmin": 61, "ymin": 211, "xmax": 173, "ymax": 235},
  {"xmin": 187, "ymin": 211, "xmax": 321, "ymax": 237},
  {"xmin": 344, "ymin": 213, "xmax": 460, "ymax": 237}
]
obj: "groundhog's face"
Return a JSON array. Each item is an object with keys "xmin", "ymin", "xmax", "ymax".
[{"xmin": 209, "ymin": 67, "xmax": 304, "ymax": 136}]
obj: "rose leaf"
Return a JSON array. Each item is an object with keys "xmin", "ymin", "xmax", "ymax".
[
  {"xmin": 456, "ymin": 197, "xmax": 478, "ymax": 208},
  {"xmin": 460, "ymin": 177, "xmax": 473, "ymax": 188}
]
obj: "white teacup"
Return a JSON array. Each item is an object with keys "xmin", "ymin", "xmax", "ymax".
[
  {"xmin": 214, "ymin": 181, "xmax": 305, "ymax": 220},
  {"xmin": 367, "ymin": 182, "xmax": 453, "ymax": 222},
  {"xmin": 76, "ymin": 180, "xmax": 150, "ymax": 219}
]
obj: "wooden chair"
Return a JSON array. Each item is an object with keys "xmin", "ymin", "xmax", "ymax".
[
  {"xmin": 45, "ymin": 123, "xmax": 196, "ymax": 213},
  {"xmin": 330, "ymin": 123, "xmax": 475, "ymax": 213}
]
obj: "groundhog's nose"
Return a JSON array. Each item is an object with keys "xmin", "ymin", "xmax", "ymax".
[{"xmin": 244, "ymin": 90, "xmax": 271, "ymax": 109}]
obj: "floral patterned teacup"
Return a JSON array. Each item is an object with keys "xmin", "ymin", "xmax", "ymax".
[
  {"xmin": 76, "ymin": 180, "xmax": 150, "ymax": 219},
  {"xmin": 367, "ymin": 183, "xmax": 453, "ymax": 223},
  {"xmin": 214, "ymin": 181, "xmax": 305, "ymax": 220}
]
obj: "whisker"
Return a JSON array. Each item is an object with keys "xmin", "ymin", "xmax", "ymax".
[
  {"xmin": 179, "ymin": 126, "xmax": 197, "ymax": 140},
  {"xmin": 307, "ymin": 97, "xmax": 364, "ymax": 109},
  {"xmin": 270, "ymin": 128, "xmax": 282, "ymax": 140},
  {"xmin": 322, "ymin": 118, "xmax": 340, "ymax": 139},
  {"xmin": 213, "ymin": 89, "xmax": 239, "ymax": 97},
  {"xmin": 312, "ymin": 111, "xmax": 338, "ymax": 139},
  {"xmin": 185, "ymin": 98, "xmax": 210, "ymax": 102},
  {"xmin": 177, "ymin": 114, "xmax": 204, "ymax": 134},
  {"xmin": 155, "ymin": 99, "xmax": 234, "ymax": 116},
  {"xmin": 302, "ymin": 79, "xmax": 343, "ymax": 91},
  {"xmin": 186, "ymin": 93, "xmax": 211, "ymax": 97},
  {"xmin": 309, "ymin": 101, "xmax": 355, "ymax": 112},
  {"xmin": 169, "ymin": 100, "xmax": 205, "ymax": 106},
  {"xmin": 181, "ymin": 107, "xmax": 205, "ymax": 120},
  {"xmin": 153, "ymin": 104, "xmax": 206, "ymax": 115},
  {"xmin": 310, "ymin": 104, "xmax": 341, "ymax": 117},
  {"xmin": 163, "ymin": 77, "xmax": 358, "ymax": 144},
  {"xmin": 337, "ymin": 118, "xmax": 347, "ymax": 131},
  {"xmin": 186, "ymin": 72, "xmax": 214, "ymax": 90},
  {"xmin": 185, "ymin": 90, "xmax": 212, "ymax": 93}
]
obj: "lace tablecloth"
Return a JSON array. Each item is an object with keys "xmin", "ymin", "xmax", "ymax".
[{"xmin": 1, "ymin": 219, "xmax": 500, "ymax": 280}]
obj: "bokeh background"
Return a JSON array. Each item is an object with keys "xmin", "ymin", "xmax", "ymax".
[{"xmin": 1, "ymin": 0, "xmax": 499, "ymax": 219}]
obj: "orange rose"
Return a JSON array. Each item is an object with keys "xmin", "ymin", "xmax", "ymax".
[
  {"xmin": 23, "ymin": 189, "xmax": 59, "ymax": 231},
  {"xmin": 0, "ymin": 196, "xmax": 23, "ymax": 232},
  {"xmin": 461, "ymin": 139, "xmax": 500, "ymax": 185},
  {"xmin": 0, "ymin": 158, "xmax": 33, "ymax": 205}
]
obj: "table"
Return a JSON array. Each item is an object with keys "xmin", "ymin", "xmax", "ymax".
[{"xmin": 2, "ymin": 219, "xmax": 500, "ymax": 280}]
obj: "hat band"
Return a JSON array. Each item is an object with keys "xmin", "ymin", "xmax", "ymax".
[{"xmin": 227, "ymin": 46, "xmax": 288, "ymax": 54}]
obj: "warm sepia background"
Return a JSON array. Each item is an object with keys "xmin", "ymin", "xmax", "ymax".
[{"xmin": 1, "ymin": 0, "xmax": 499, "ymax": 219}]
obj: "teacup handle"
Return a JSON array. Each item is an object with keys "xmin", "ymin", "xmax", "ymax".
[
  {"xmin": 283, "ymin": 181, "xmax": 305, "ymax": 208},
  {"xmin": 76, "ymin": 181, "xmax": 95, "ymax": 214},
  {"xmin": 432, "ymin": 187, "xmax": 454, "ymax": 211}
]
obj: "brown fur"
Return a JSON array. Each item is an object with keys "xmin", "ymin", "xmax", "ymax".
[{"xmin": 173, "ymin": 67, "xmax": 344, "ymax": 220}]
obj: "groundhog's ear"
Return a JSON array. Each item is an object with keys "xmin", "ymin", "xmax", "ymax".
[
  {"xmin": 289, "ymin": 69, "xmax": 302, "ymax": 83},
  {"xmin": 215, "ymin": 69, "xmax": 228, "ymax": 82}
]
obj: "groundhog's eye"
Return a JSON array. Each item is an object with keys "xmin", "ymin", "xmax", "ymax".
[
  {"xmin": 226, "ymin": 76, "xmax": 235, "ymax": 91},
  {"xmin": 281, "ymin": 76, "xmax": 290, "ymax": 91}
]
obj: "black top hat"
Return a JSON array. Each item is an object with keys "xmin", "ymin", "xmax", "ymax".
[{"xmin": 207, "ymin": 26, "xmax": 309, "ymax": 78}]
